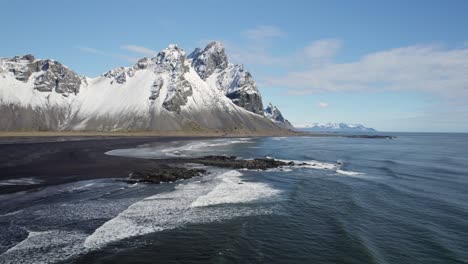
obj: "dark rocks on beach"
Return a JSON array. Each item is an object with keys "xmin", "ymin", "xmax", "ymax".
[
  {"xmin": 126, "ymin": 156, "xmax": 302, "ymax": 184},
  {"xmin": 189, "ymin": 155, "xmax": 296, "ymax": 170},
  {"xmin": 126, "ymin": 165, "xmax": 206, "ymax": 184},
  {"xmin": 345, "ymin": 135, "xmax": 396, "ymax": 139}
]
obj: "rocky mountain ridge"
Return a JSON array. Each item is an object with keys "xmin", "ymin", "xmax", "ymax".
[{"xmin": 0, "ymin": 42, "xmax": 293, "ymax": 132}]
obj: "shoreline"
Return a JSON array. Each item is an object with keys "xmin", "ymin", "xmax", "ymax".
[
  {"xmin": 0, "ymin": 130, "xmax": 327, "ymax": 145},
  {"xmin": 0, "ymin": 130, "xmax": 303, "ymax": 138},
  {"xmin": 0, "ymin": 132, "xmax": 392, "ymax": 194},
  {"xmin": 0, "ymin": 137, "xmax": 193, "ymax": 195}
]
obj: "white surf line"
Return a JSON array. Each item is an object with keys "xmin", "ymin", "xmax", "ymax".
[
  {"xmin": 335, "ymin": 169, "xmax": 365, "ymax": 176},
  {"xmin": 0, "ymin": 177, "xmax": 42, "ymax": 186},
  {"xmin": 105, "ymin": 138, "xmax": 254, "ymax": 159},
  {"xmin": 191, "ymin": 170, "xmax": 281, "ymax": 207},
  {"xmin": 84, "ymin": 169, "xmax": 280, "ymax": 249},
  {"xmin": 260, "ymin": 157, "xmax": 366, "ymax": 176},
  {"xmin": 0, "ymin": 230, "xmax": 88, "ymax": 264},
  {"xmin": 0, "ymin": 179, "xmax": 146, "ymax": 264}
]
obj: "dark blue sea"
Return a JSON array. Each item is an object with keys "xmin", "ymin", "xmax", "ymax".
[{"xmin": 0, "ymin": 133, "xmax": 467, "ymax": 263}]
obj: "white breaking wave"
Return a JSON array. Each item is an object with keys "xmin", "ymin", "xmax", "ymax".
[
  {"xmin": 106, "ymin": 138, "xmax": 253, "ymax": 159},
  {"xmin": 271, "ymin": 158, "xmax": 338, "ymax": 170},
  {"xmin": 84, "ymin": 169, "xmax": 280, "ymax": 249},
  {"xmin": 262, "ymin": 157, "xmax": 367, "ymax": 177},
  {"xmin": 1, "ymin": 230, "xmax": 88, "ymax": 264},
  {"xmin": 191, "ymin": 170, "xmax": 281, "ymax": 207},
  {"xmin": 0, "ymin": 170, "xmax": 282, "ymax": 263},
  {"xmin": 0, "ymin": 177, "xmax": 42, "ymax": 186},
  {"xmin": 336, "ymin": 169, "xmax": 365, "ymax": 176}
]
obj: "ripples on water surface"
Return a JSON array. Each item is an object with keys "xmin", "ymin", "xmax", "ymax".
[{"xmin": 0, "ymin": 133, "xmax": 467, "ymax": 263}]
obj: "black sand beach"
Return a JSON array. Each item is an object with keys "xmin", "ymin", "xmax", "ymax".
[{"xmin": 0, "ymin": 137, "xmax": 201, "ymax": 195}]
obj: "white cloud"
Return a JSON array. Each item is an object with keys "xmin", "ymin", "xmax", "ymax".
[
  {"xmin": 318, "ymin": 102, "xmax": 329, "ymax": 108},
  {"xmin": 267, "ymin": 44, "xmax": 468, "ymax": 98},
  {"xmin": 241, "ymin": 26, "xmax": 286, "ymax": 41},
  {"xmin": 121, "ymin": 45, "xmax": 157, "ymax": 57},
  {"xmin": 303, "ymin": 39, "xmax": 342, "ymax": 59},
  {"xmin": 76, "ymin": 46, "xmax": 137, "ymax": 63},
  {"xmin": 76, "ymin": 46, "xmax": 102, "ymax": 54},
  {"xmin": 225, "ymin": 35, "xmax": 343, "ymax": 67}
]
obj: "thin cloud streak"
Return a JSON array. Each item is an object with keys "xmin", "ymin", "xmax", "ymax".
[
  {"xmin": 318, "ymin": 102, "xmax": 329, "ymax": 108},
  {"xmin": 76, "ymin": 46, "xmax": 138, "ymax": 63},
  {"xmin": 303, "ymin": 39, "xmax": 342, "ymax": 59},
  {"xmin": 241, "ymin": 25, "xmax": 286, "ymax": 40},
  {"xmin": 225, "ymin": 38, "xmax": 343, "ymax": 67},
  {"xmin": 121, "ymin": 45, "xmax": 158, "ymax": 57}
]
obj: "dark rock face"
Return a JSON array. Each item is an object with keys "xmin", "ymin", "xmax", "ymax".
[
  {"xmin": 189, "ymin": 156, "xmax": 296, "ymax": 170},
  {"xmin": 33, "ymin": 60, "xmax": 82, "ymax": 94},
  {"xmin": 264, "ymin": 103, "xmax": 294, "ymax": 129},
  {"xmin": 134, "ymin": 57, "xmax": 149, "ymax": 70},
  {"xmin": 6, "ymin": 55, "xmax": 37, "ymax": 82},
  {"xmin": 4, "ymin": 55, "xmax": 82, "ymax": 95},
  {"xmin": 155, "ymin": 45, "xmax": 193, "ymax": 113},
  {"xmin": 265, "ymin": 103, "xmax": 285, "ymax": 123},
  {"xmin": 345, "ymin": 135, "xmax": 396, "ymax": 139},
  {"xmin": 149, "ymin": 78, "xmax": 163, "ymax": 100},
  {"xmin": 227, "ymin": 88, "xmax": 263, "ymax": 115},
  {"xmin": 126, "ymin": 165, "xmax": 206, "ymax": 184},
  {"xmin": 162, "ymin": 77, "xmax": 193, "ymax": 113},
  {"xmin": 189, "ymin": 42, "xmax": 264, "ymax": 115},
  {"xmin": 188, "ymin": 42, "xmax": 228, "ymax": 80},
  {"xmin": 15, "ymin": 54, "xmax": 35, "ymax": 62},
  {"xmin": 104, "ymin": 67, "xmax": 128, "ymax": 84}
]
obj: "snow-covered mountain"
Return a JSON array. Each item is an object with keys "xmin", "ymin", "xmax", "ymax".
[
  {"xmin": 0, "ymin": 42, "xmax": 292, "ymax": 133},
  {"xmin": 297, "ymin": 123, "xmax": 377, "ymax": 132},
  {"xmin": 264, "ymin": 103, "xmax": 294, "ymax": 130}
]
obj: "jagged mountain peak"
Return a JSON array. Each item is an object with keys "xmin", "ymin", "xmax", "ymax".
[
  {"xmin": 264, "ymin": 103, "xmax": 294, "ymax": 130},
  {"xmin": 188, "ymin": 41, "xmax": 228, "ymax": 80},
  {"xmin": 153, "ymin": 44, "xmax": 187, "ymax": 70},
  {"xmin": 188, "ymin": 41, "xmax": 264, "ymax": 115},
  {"xmin": 1, "ymin": 54, "xmax": 83, "ymax": 95},
  {"xmin": 102, "ymin": 44, "xmax": 190, "ymax": 85},
  {"xmin": 9, "ymin": 54, "xmax": 36, "ymax": 63},
  {"xmin": 265, "ymin": 102, "xmax": 277, "ymax": 112},
  {"xmin": 265, "ymin": 103, "xmax": 285, "ymax": 123}
]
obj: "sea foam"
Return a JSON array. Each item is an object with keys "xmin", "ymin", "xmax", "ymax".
[
  {"xmin": 106, "ymin": 138, "xmax": 253, "ymax": 159},
  {"xmin": 84, "ymin": 169, "xmax": 280, "ymax": 249}
]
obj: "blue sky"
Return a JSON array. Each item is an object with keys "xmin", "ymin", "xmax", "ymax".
[{"xmin": 2, "ymin": 0, "xmax": 468, "ymax": 132}]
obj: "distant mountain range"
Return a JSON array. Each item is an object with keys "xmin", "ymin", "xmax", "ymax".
[
  {"xmin": 0, "ymin": 42, "xmax": 292, "ymax": 133},
  {"xmin": 297, "ymin": 123, "xmax": 377, "ymax": 132}
]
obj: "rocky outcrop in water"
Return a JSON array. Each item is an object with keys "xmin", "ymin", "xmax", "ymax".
[
  {"xmin": 124, "ymin": 155, "xmax": 315, "ymax": 184},
  {"xmin": 126, "ymin": 165, "xmax": 206, "ymax": 184},
  {"xmin": 188, "ymin": 155, "xmax": 299, "ymax": 170}
]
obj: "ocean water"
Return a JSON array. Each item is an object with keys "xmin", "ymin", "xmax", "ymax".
[{"xmin": 0, "ymin": 133, "xmax": 467, "ymax": 263}]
